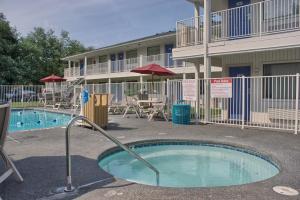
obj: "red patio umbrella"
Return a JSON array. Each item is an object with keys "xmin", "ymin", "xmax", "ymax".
[
  {"xmin": 40, "ymin": 74, "xmax": 66, "ymax": 102},
  {"xmin": 131, "ymin": 64, "xmax": 176, "ymax": 95},
  {"xmin": 131, "ymin": 64, "xmax": 176, "ymax": 76},
  {"xmin": 40, "ymin": 74, "xmax": 66, "ymax": 82}
]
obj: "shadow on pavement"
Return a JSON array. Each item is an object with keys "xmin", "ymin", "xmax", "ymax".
[{"xmin": 0, "ymin": 155, "xmax": 131, "ymax": 200}]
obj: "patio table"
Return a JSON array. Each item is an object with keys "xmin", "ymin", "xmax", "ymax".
[
  {"xmin": 137, "ymin": 99, "xmax": 164, "ymax": 120},
  {"xmin": 137, "ymin": 100, "xmax": 162, "ymax": 104}
]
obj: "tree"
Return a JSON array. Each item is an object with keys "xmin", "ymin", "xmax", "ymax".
[
  {"xmin": 60, "ymin": 30, "xmax": 86, "ymax": 57},
  {"xmin": 18, "ymin": 28, "xmax": 89, "ymax": 84},
  {"xmin": 0, "ymin": 13, "xmax": 91, "ymax": 84},
  {"xmin": 0, "ymin": 13, "xmax": 23, "ymax": 84}
]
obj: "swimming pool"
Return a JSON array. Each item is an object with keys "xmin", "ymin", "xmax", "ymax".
[
  {"xmin": 99, "ymin": 140, "xmax": 279, "ymax": 188},
  {"xmin": 9, "ymin": 109, "xmax": 72, "ymax": 133}
]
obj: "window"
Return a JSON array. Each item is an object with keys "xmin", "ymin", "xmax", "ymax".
[
  {"xmin": 99, "ymin": 55, "xmax": 108, "ymax": 63},
  {"xmin": 147, "ymin": 46, "xmax": 160, "ymax": 56},
  {"xmin": 263, "ymin": 62, "xmax": 300, "ymax": 99},
  {"xmin": 126, "ymin": 49, "xmax": 137, "ymax": 59},
  {"xmin": 87, "ymin": 58, "xmax": 95, "ymax": 65}
]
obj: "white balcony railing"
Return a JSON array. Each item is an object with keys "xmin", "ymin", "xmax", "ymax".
[
  {"xmin": 176, "ymin": 16, "xmax": 204, "ymax": 48},
  {"xmin": 142, "ymin": 53, "xmax": 184, "ymax": 68},
  {"xmin": 70, "ymin": 67, "xmax": 80, "ymax": 77},
  {"xmin": 64, "ymin": 53, "xmax": 185, "ymax": 79},
  {"xmin": 64, "ymin": 68, "xmax": 70, "ymax": 78},
  {"xmin": 111, "ymin": 57, "xmax": 139, "ymax": 73},
  {"xmin": 86, "ymin": 62, "xmax": 108, "ymax": 75},
  {"xmin": 177, "ymin": 0, "xmax": 300, "ymax": 46}
]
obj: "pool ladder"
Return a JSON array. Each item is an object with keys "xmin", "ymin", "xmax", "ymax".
[{"xmin": 64, "ymin": 115, "xmax": 160, "ymax": 192}]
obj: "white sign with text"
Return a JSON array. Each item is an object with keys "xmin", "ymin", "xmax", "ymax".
[
  {"xmin": 211, "ymin": 78, "xmax": 232, "ymax": 98},
  {"xmin": 182, "ymin": 79, "xmax": 197, "ymax": 101}
]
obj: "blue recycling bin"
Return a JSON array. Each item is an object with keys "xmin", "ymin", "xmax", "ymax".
[{"xmin": 172, "ymin": 103, "xmax": 191, "ymax": 125}]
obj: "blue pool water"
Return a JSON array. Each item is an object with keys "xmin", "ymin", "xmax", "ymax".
[
  {"xmin": 9, "ymin": 109, "xmax": 72, "ymax": 133},
  {"xmin": 99, "ymin": 141, "xmax": 279, "ymax": 188}
]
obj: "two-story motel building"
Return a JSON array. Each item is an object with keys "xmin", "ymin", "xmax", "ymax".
[
  {"xmin": 62, "ymin": 31, "xmax": 221, "ymax": 85},
  {"xmin": 172, "ymin": 0, "xmax": 300, "ymax": 126},
  {"xmin": 62, "ymin": 0, "xmax": 300, "ymax": 130}
]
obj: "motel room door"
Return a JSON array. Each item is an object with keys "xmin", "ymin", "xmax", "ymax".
[
  {"xmin": 165, "ymin": 44, "xmax": 174, "ymax": 67},
  {"xmin": 79, "ymin": 60, "xmax": 84, "ymax": 76},
  {"xmin": 118, "ymin": 52, "xmax": 124, "ymax": 71},
  {"xmin": 229, "ymin": 66, "xmax": 251, "ymax": 121},
  {"xmin": 228, "ymin": 0, "xmax": 251, "ymax": 38},
  {"xmin": 110, "ymin": 54, "xmax": 116, "ymax": 72}
]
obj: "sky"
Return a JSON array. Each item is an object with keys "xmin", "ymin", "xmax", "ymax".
[{"xmin": 1, "ymin": 0, "xmax": 193, "ymax": 48}]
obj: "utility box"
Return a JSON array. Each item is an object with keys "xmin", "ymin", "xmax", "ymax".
[{"xmin": 84, "ymin": 94, "xmax": 108, "ymax": 129}]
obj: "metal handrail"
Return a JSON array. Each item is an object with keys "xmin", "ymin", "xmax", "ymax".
[{"xmin": 64, "ymin": 115, "xmax": 159, "ymax": 192}]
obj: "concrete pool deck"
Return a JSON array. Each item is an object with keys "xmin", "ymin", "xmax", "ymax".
[{"xmin": 1, "ymin": 115, "xmax": 300, "ymax": 200}]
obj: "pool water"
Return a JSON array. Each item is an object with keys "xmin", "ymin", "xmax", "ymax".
[
  {"xmin": 99, "ymin": 141, "xmax": 279, "ymax": 188},
  {"xmin": 9, "ymin": 109, "xmax": 72, "ymax": 133}
]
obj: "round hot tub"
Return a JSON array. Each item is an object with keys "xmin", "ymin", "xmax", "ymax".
[{"xmin": 98, "ymin": 140, "xmax": 279, "ymax": 188}]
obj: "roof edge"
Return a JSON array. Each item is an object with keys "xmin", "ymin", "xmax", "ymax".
[{"xmin": 62, "ymin": 31, "xmax": 176, "ymax": 61}]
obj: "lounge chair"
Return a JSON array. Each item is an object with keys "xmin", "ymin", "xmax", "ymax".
[
  {"xmin": 108, "ymin": 94, "xmax": 124, "ymax": 114},
  {"xmin": 122, "ymin": 96, "xmax": 140, "ymax": 118},
  {"xmin": 148, "ymin": 96, "xmax": 168, "ymax": 121},
  {"xmin": 0, "ymin": 103, "xmax": 23, "ymax": 194},
  {"xmin": 53, "ymin": 92, "xmax": 74, "ymax": 110},
  {"xmin": 44, "ymin": 92, "xmax": 55, "ymax": 108},
  {"xmin": 37, "ymin": 93, "xmax": 45, "ymax": 106}
]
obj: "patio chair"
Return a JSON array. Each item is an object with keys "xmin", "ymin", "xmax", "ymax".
[
  {"xmin": 53, "ymin": 92, "xmax": 74, "ymax": 110},
  {"xmin": 44, "ymin": 92, "xmax": 55, "ymax": 108},
  {"xmin": 122, "ymin": 96, "xmax": 140, "ymax": 118},
  {"xmin": 108, "ymin": 94, "xmax": 124, "ymax": 114},
  {"xmin": 148, "ymin": 96, "xmax": 168, "ymax": 121},
  {"xmin": 138, "ymin": 98, "xmax": 157, "ymax": 118},
  {"xmin": 0, "ymin": 103, "xmax": 23, "ymax": 188},
  {"xmin": 36, "ymin": 93, "xmax": 44, "ymax": 105}
]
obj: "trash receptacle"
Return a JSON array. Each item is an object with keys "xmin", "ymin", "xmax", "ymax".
[
  {"xmin": 172, "ymin": 103, "xmax": 191, "ymax": 125},
  {"xmin": 84, "ymin": 94, "xmax": 108, "ymax": 129}
]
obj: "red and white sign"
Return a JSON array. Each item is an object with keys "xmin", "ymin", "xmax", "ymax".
[
  {"xmin": 211, "ymin": 78, "xmax": 232, "ymax": 98},
  {"xmin": 182, "ymin": 79, "xmax": 196, "ymax": 101}
]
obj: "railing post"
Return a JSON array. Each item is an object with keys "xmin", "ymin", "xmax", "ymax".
[
  {"xmin": 176, "ymin": 20, "xmax": 179, "ymax": 47},
  {"xmin": 242, "ymin": 76, "xmax": 245, "ymax": 130},
  {"xmin": 139, "ymin": 55, "xmax": 143, "ymax": 67},
  {"xmin": 108, "ymin": 59, "xmax": 111, "ymax": 74},
  {"xmin": 166, "ymin": 79, "xmax": 171, "ymax": 119},
  {"xmin": 68, "ymin": 60, "xmax": 71, "ymax": 77},
  {"xmin": 21, "ymin": 85, "xmax": 24, "ymax": 107},
  {"xmin": 295, "ymin": 73, "xmax": 299, "ymax": 134},
  {"xmin": 108, "ymin": 78, "xmax": 111, "ymax": 95},
  {"xmin": 259, "ymin": 2, "xmax": 263, "ymax": 37},
  {"xmin": 121, "ymin": 82, "xmax": 125, "ymax": 104},
  {"xmin": 194, "ymin": 1, "xmax": 200, "ymax": 45},
  {"xmin": 80, "ymin": 84, "xmax": 84, "ymax": 116},
  {"xmin": 73, "ymin": 86, "xmax": 76, "ymax": 106},
  {"xmin": 140, "ymin": 76, "xmax": 143, "ymax": 94},
  {"xmin": 84, "ymin": 56, "xmax": 87, "ymax": 77}
]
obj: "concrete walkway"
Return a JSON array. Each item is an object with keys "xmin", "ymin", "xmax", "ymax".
[{"xmin": 1, "ymin": 115, "xmax": 300, "ymax": 200}]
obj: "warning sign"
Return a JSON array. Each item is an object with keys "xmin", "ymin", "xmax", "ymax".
[
  {"xmin": 182, "ymin": 79, "xmax": 196, "ymax": 101},
  {"xmin": 211, "ymin": 78, "xmax": 232, "ymax": 98}
]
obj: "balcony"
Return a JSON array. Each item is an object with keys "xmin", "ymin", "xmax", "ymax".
[
  {"xmin": 176, "ymin": 0, "xmax": 300, "ymax": 48},
  {"xmin": 64, "ymin": 53, "xmax": 185, "ymax": 79},
  {"xmin": 86, "ymin": 62, "xmax": 108, "ymax": 75},
  {"xmin": 111, "ymin": 57, "xmax": 139, "ymax": 73},
  {"xmin": 142, "ymin": 53, "xmax": 184, "ymax": 68}
]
